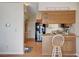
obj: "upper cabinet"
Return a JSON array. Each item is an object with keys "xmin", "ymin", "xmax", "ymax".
[{"xmin": 39, "ymin": 11, "xmax": 75, "ymax": 24}]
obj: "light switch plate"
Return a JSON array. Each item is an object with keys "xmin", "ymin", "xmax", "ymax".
[{"xmin": 5, "ymin": 24, "xmax": 11, "ymax": 27}]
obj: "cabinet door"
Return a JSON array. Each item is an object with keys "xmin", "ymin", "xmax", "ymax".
[
  {"xmin": 42, "ymin": 36, "xmax": 52, "ymax": 56},
  {"xmin": 42, "ymin": 11, "xmax": 75, "ymax": 24},
  {"xmin": 62, "ymin": 36, "xmax": 76, "ymax": 55}
]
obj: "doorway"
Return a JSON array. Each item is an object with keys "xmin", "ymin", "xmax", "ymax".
[{"xmin": 23, "ymin": 3, "xmax": 42, "ymax": 56}]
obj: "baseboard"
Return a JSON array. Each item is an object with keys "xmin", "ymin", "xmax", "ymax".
[
  {"xmin": 0, "ymin": 54, "xmax": 24, "ymax": 57},
  {"xmin": 26, "ymin": 38, "xmax": 35, "ymax": 40}
]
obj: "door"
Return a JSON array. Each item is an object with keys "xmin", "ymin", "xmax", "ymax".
[{"xmin": 62, "ymin": 36, "xmax": 76, "ymax": 55}]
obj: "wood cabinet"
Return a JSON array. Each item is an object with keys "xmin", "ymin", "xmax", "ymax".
[
  {"xmin": 42, "ymin": 35, "xmax": 52, "ymax": 56},
  {"xmin": 62, "ymin": 35, "xmax": 76, "ymax": 55},
  {"xmin": 40, "ymin": 11, "xmax": 75, "ymax": 24},
  {"xmin": 42, "ymin": 34, "xmax": 76, "ymax": 56}
]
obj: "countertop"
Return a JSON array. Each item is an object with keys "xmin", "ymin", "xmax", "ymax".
[{"xmin": 43, "ymin": 33, "xmax": 76, "ymax": 37}]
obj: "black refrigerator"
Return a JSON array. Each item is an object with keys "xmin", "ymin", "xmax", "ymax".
[{"xmin": 35, "ymin": 22, "xmax": 46, "ymax": 42}]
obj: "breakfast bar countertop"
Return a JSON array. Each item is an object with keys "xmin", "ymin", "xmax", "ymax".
[{"xmin": 43, "ymin": 33, "xmax": 76, "ymax": 37}]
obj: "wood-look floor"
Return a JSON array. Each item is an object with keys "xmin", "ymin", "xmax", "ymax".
[
  {"xmin": 24, "ymin": 39, "xmax": 42, "ymax": 57},
  {"xmin": 0, "ymin": 38, "xmax": 77, "ymax": 57},
  {"xmin": 24, "ymin": 39, "xmax": 77, "ymax": 57}
]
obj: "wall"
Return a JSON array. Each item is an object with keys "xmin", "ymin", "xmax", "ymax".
[
  {"xmin": 46, "ymin": 24, "xmax": 63, "ymax": 34},
  {"xmin": 27, "ymin": 2, "xmax": 38, "ymax": 38},
  {"xmin": 38, "ymin": 2, "xmax": 77, "ymax": 11},
  {"xmin": 75, "ymin": 3, "xmax": 79, "ymax": 56},
  {"xmin": 0, "ymin": 3, "xmax": 24, "ymax": 54}
]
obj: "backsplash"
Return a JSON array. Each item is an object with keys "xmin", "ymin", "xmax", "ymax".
[
  {"xmin": 46, "ymin": 24, "xmax": 74, "ymax": 34},
  {"xmin": 46, "ymin": 24, "xmax": 63, "ymax": 34}
]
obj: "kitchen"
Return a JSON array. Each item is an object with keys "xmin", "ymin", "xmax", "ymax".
[{"xmin": 24, "ymin": 2, "xmax": 79, "ymax": 57}]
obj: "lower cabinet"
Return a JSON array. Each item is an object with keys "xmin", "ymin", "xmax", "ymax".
[
  {"xmin": 42, "ymin": 35, "xmax": 52, "ymax": 56},
  {"xmin": 42, "ymin": 34, "xmax": 76, "ymax": 56},
  {"xmin": 62, "ymin": 36, "xmax": 76, "ymax": 55}
]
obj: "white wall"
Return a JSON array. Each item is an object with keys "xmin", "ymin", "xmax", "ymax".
[
  {"xmin": 38, "ymin": 2, "xmax": 77, "ymax": 11},
  {"xmin": 0, "ymin": 3, "xmax": 24, "ymax": 54},
  {"xmin": 75, "ymin": 3, "xmax": 79, "ymax": 56},
  {"xmin": 27, "ymin": 2, "xmax": 38, "ymax": 38}
]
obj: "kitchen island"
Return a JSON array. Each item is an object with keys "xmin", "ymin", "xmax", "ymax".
[{"xmin": 42, "ymin": 33, "xmax": 76, "ymax": 56}]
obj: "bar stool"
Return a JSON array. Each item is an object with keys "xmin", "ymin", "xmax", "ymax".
[{"xmin": 52, "ymin": 34, "xmax": 64, "ymax": 57}]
